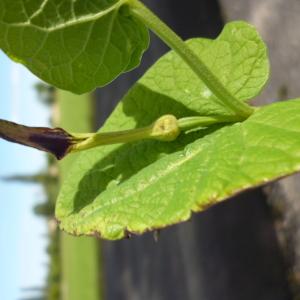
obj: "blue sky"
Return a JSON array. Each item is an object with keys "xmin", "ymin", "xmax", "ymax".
[{"xmin": 0, "ymin": 51, "xmax": 50, "ymax": 299}]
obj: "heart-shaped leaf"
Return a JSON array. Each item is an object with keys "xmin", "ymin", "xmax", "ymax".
[
  {"xmin": 56, "ymin": 21, "xmax": 273, "ymax": 239},
  {"xmin": 0, "ymin": 0, "xmax": 149, "ymax": 93}
]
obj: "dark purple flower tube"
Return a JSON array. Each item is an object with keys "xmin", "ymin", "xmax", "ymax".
[{"xmin": 0, "ymin": 119, "xmax": 75, "ymax": 159}]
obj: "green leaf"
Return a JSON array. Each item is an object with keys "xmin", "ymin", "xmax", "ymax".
[
  {"xmin": 0, "ymin": 0, "xmax": 149, "ymax": 94},
  {"xmin": 56, "ymin": 21, "xmax": 271, "ymax": 239},
  {"xmin": 140, "ymin": 21, "xmax": 269, "ymax": 117},
  {"xmin": 57, "ymin": 99, "xmax": 300, "ymax": 239}
]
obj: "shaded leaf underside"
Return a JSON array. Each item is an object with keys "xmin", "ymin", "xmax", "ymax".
[
  {"xmin": 57, "ymin": 100, "xmax": 300, "ymax": 239},
  {"xmin": 56, "ymin": 21, "xmax": 277, "ymax": 240}
]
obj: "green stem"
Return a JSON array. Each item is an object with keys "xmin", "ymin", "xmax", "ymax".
[
  {"xmin": 72, "ymin": 126, "xmax": 153, "ymax": 151},
  {"xmin": 70, "ymin": 114, "xmax": 235, "ymax": 153},
  {"xmin": 0, "ymin": 115, "xmax": 236, "ymax": 159},
  {"xmin": 178, "ymin": 115, "xmax": 237, "ymax": 131},
  {"xmin": 71, "ymin": 115, "xmax": 180, "ymax": 152},
  {"xmin": 128, "ymin": 0, "xmax": 254, "ymax": 119}
]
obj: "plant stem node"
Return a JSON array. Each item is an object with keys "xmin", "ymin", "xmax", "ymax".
[{"xmin": 151, "ymin": 115, "xmax": 180, "ymax": 141}]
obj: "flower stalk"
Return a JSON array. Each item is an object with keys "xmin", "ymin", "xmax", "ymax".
[{"xmin": 0, "ymin": 115, "xmax": 235, "ymax": 159}]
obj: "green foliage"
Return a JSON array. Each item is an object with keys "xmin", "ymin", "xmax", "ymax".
[
  {"xmin": 57, "ymin": 99, "xmax": 300, "ymax": 239},
  {"xmin": 34, "ymin": 82, "xmax": 55, "ymax": 106},
  {"xmin": 136, "ymin": 21, "xmax": 268, "ymax": 117},
  {"xmin": 56, "ymin": 22, "xmax": 271, "ymax": 239},
  {"xmin": 2, "ymin": 1, "xmax": 300, "ymax": 240},
  {"xmin": 0, "ymin": 0, "xmax": 149, "ymax": 93},
  {"xmin": 34, "ymin": 202, "xmax": 55, "ymax": 217}
]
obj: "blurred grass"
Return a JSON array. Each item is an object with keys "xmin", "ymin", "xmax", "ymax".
[{"xmin": 56, "ymin": 90, "xmax": 102, "ymax": 300}]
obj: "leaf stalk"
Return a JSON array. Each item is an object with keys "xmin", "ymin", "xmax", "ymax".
[
  {"xmin": 71, "ymin": 115, "xmax": 180, "ymax": 152},
  {"xmin": 0, "ymin": 115, "xmax": 236, "ymax": 159},
  {"xmin": 71, "ymin": 114, "xmax": 236, "ymax": 152},
  {"xmin": 128, "ymin": 0, "xmax": 254, "ymax": 119}
]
